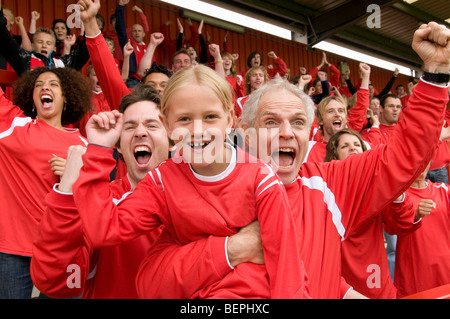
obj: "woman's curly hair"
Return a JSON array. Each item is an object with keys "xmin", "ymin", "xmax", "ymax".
[{"xmin": 13, "ymin": 67, "xmax": 92, "ymax": 125}]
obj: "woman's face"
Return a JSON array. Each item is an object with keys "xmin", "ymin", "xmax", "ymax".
[
  {"xmin": 54, "ymin": 22, "xmax": 68, "ymax": 41},
  {"xmin": 186, "ymin": 46, "xmax": 197, "ymax": 60},
  {"xmin": 32, "ymin": 72, "xmax": 65, "ymax": 125},
  {"xmin": 336, "ymin": 133, "xmax": 363, "ymax": 160}
]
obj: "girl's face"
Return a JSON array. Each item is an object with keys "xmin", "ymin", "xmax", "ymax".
[
  {"xmin": 160, "ymin": 84, "xmax": 233, "ymax": 176},
  {"xmin": 223, "ymin": 56, "xmax": 232, "ymax": 71},
  {"xmin": 54, "ymin": 22, "xmax": 68, "ymax": 41},
  {"xmin": 336, "ymin": 133, "xmax": 363, "ymax": 160},
  {"xmin": 32, "ymin": 72, "xmax": 65, "ymax": 127}
]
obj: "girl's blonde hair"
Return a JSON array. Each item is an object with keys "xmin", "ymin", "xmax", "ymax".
[
  {"xmin": 161, "ymin": 65, "xmax": 233, "ymax": 116},
  {"xmin": 222, "ymin": 52, "xmax": 237, "ymax": 77}
]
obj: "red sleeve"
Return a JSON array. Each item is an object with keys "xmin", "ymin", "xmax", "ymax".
[
  {"xmin": 362, "ymin": 127, "xmax": 383, "ymax": 145},
  {"xmin": 382, "ymin": 193, "xmax": 422, "ymax": 236},
  {"xmin": 73, "ymin": 144, "xmax": 165, "ymax": 247},
  {"xmin": 267, "ymin": 56, "xmax": 287, "ymax": 78},
  {"xmin": 329, "ymin": 64, "xmax": 340, "ymax": 88},
  {"xmin": 314, "ymin": 80, "xmax": 449, "ymax": 235},
  {"xmin": 0, "ymin": 86, "xmax": 25, "ymax": 130},
  {"xmin": 308, "ymin": 66, "xmax": 319, "ymax": 86},
  {"xmin": 138, "ymin": 11, "xmax": 149, "ymax": 33},
  {"xmin": 86, "ymin": 33, "xmax": 130, "ymax": 111},
  {"xmin": 347, "ymin": 88, "xmax": 369, "ymax": 132},
  {"xmin": 30, "ymin": 188, "xmax": 93, "ymax": 298},
  {"xmin": 255, "ymin": 164, "xmax": 309, "ymax": 298},
  {"xmin": 136, "ymin": 229, "xmax": 233, "ymax": 298},
  {"xmin": 340, "ymin": 276, "xmax": 353, "ymax": 299}
]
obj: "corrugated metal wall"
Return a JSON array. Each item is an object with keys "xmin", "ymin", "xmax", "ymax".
[{"xmin": 3, "ymin": 0, "xmax": 411, "ymax": 90}]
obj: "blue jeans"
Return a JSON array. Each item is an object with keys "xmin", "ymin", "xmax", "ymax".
[
  {"xmin": 0, "ymin": 252, "xmax": 33, "ymax": 299},
  {"xmin": 384, "ymin": 230, "xmax": 397, "ymax": 282}
]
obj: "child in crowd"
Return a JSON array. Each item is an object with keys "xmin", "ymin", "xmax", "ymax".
[{"xmin": 72, "ymin": 63, "xmax": 309, "ymax": 299}]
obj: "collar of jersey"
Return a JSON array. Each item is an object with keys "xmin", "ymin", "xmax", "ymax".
[{"xmin": 189, "ymin": 142, "xmax": 237, "ymax": 183}]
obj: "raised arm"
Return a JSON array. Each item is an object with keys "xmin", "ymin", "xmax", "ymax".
[
  {"xmin": 347, "ymin": 63, "xmax": 371, "ymax": 132},
  {"xmin": 326, "ymin": 22, "xmax": 450, "ymax": 234},
  {"xmin": 79, "ymin": 0, "xmax": 129, "ymax": 110},
  {"xmin": 0, "ymin": 8, "xmax": 25, "ymax": 76},
  {"xmin": 137, "ymin": 32, "xmax": 164, "ymax": 79},
  {"xmin": 31, "ymin": 146, "xmax": 92, "ymax": 298}
]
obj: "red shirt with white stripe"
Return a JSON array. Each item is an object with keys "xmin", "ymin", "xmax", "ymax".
[
  {"xmin": 0, "ymin": 89, "xmax": 87, "ymax": 257},
  {"xmin": 31, "ymin": 171, "xmax": 161, "ymax": 299},
  {"xmin": 387, "ymin": 182, "xmax": 450, "ymax": 298},
  {"xmin": 73, "ymin": 144, "xmax": 310, "ymax": 299}
]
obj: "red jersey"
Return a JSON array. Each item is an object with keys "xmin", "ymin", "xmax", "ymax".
[
  {"xmin": 77, "ymin": 90, "xmax": 112, "ymax": 138},
  {"xmin": 85, "ymin": 32, "xmax": 131, "ymax": 112},
  {"xmin": 31, "ymin": 170, "xmax": 161, "ymax": 299},
  {"xmin": 235, "ymin": 95, "xmax": 248, "ymax": 118},
  {"xmin": 85, "ymin": 32, "xmax": 132, "ymax": 179},
  {"xmin": 0, "ymin": 89, "xmax": 88, "ymax": 257},
  {"xmin": 387, "ymin": 182, "xmax": 450, "ymax": 298},
  {"xmin": 291, "ymin": 79, "xmax": 447, "ymax": 298},
  {"xmin": 73, "ymin": 145, "xmax": 310, "ymax": 299},
  {"xmin": 108, "ymin": 79, "xmax": 448, "ymax": 299},
  {"xmin": 309, "ymin": 64, "xmax": 340, "ymax": 89},
  {"xmin": 341, "ymin": 195, "xmax": 419, "ymax": 299}
]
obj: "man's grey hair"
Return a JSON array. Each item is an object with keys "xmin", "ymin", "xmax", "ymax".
[{"xmin": 240, "ymin": 75, "xmax": 315, "ymax": 129}]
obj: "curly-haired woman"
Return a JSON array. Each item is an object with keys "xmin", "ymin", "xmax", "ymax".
[{"xmin": 0, "ymin": 67, "xmax": 92, "ymax": 298}]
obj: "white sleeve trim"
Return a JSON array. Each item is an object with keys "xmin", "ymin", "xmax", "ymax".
[
  {"xmin": 420, "ymin": 77, "xmax": 450, "ymax": 88},
  {"xmin": 342, "ymin": 286, "xmax": 353, "ymax": 299},
  {"xmin": 224, "ymin": 236, "xmax": 234, "ymax": 270},
  {"xmin": 53, "ymin": 183, "xmax": 73, "ymax": 195},
  {"xmin": 84, "ymin": 31, "xmax": 102, "ymax": 39}
]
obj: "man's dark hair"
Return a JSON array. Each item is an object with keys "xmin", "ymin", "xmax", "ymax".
[
  {"xmin": 119, "ymin": 83, "xmax": 161, "ymax": 113},
  {"xmin": 379, "ymin": 93, "xmax": 399, "ymax": 108},
  {"xmin": 247, "ymin": 51, "xmax": 262, "ymax": 68},
  {"xmin": 141, "ymin": 64, "xmax": 172, "ymax": 84}
]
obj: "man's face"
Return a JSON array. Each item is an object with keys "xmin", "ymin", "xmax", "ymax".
[
  {"xmin": 380, "ymin": 97, "xmax": 402, "ymax": 125},
  {"xmin": 143, "ymin": 72, "xmax": 169, "ymax": 94},
  {"xmin": 32, "ymin": 32, "xmax": 56, "ymax": 58},
  {"xmin": 250, "ymin": 54, "xmax": 261, "ymax": 67},
  {"xmin": 118, "ymin": 101, "xmax": 169, "ymax": 187},
  {"xmin": 249, "ymin": 69, "xmax": 265, "ymax": 93},
  {"xmin": 242, "ymin": 88, "xmax": 310, "ymax": 185},
  {"xmin": 369, "ymin": 98, "xmax": 380, "ymax": 116},
  {"xmin": 131, "ymin": 24, "xmax": 145, "ymax": 43},
  {"xmin": 319, "ymin": 99, "xmax": 347, "ymax": 142},
  {"xmin": 172, "ymin": 53, "xmax": 191, "ymax": 73}
]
